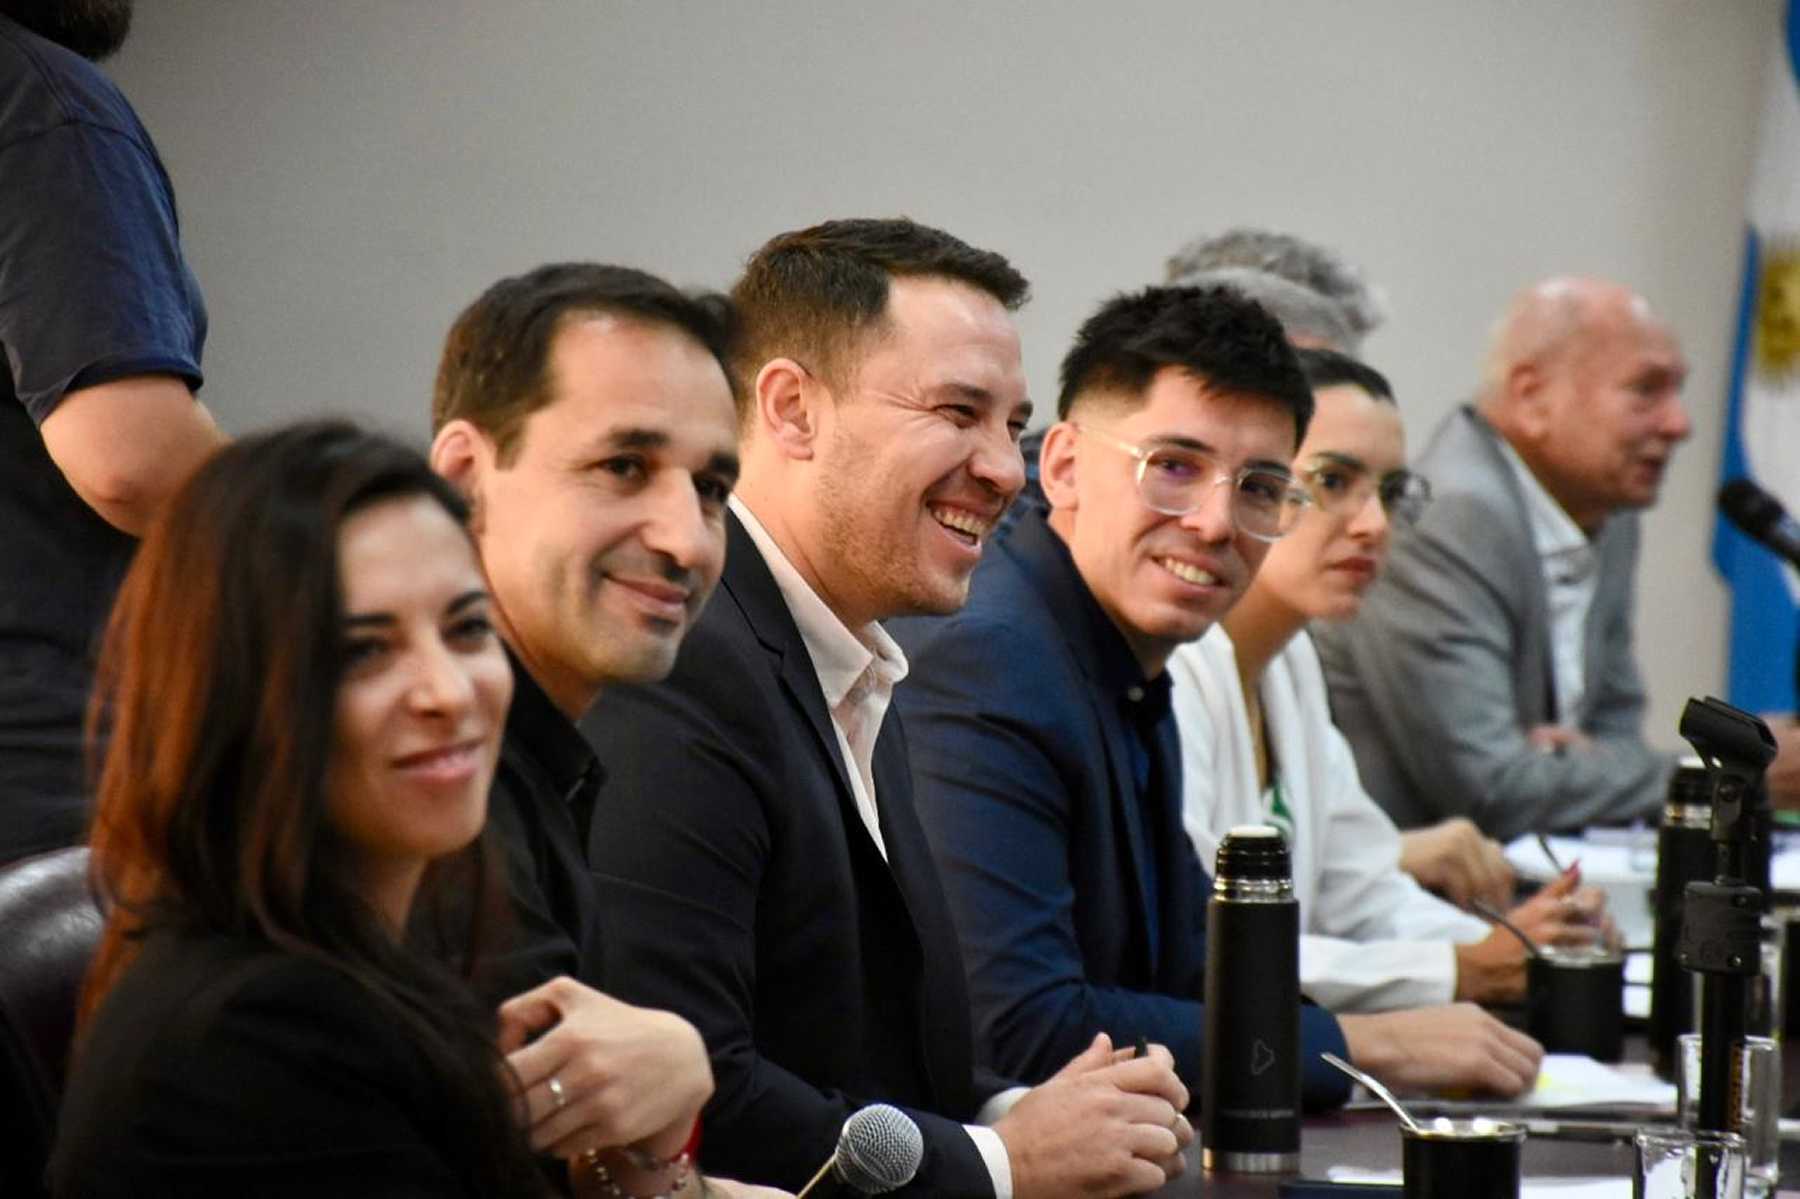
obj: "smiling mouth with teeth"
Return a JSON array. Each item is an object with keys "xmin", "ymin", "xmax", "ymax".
[
  {"xmin": 931, "ymin": 506, "xmax": 992, "ymax": 545},
  {"xmin": 1158, "ymin": 557, "xmax": 1219, "ymax": 586}
]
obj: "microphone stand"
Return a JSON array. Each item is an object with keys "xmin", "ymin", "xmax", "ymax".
[{"xmin": 1676, "ymin": 698, "xmax": 1777, "ymax": 1189}]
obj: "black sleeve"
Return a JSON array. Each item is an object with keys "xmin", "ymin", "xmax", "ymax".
[{"xmin": 0, "ymin": 122, "xmax": 205, "ymax": 419}]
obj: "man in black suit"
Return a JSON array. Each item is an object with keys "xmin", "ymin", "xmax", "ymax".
[
  {"xmin": 896, "ymin": 285, "xmax": 1544, "ymax": 1108},
  {"xmin": 429, "ymin": 264, "xmax": 748, "ymax": 1196},
  {"xmin": 584, "ymin": 219, "xmax": 1192, "ymax": 1199}
]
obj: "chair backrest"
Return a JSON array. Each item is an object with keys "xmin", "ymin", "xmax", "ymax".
[{"xmin": 0, "ymin": 847, "xmax": 101, "ymax": 1198}]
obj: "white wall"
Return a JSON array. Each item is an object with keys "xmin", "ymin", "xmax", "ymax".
[{"xmin": 111, "ymin": 0, "xmax": 1782, "ymax": 753}]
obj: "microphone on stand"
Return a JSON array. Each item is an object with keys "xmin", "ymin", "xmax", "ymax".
[
  {"xmin": 1719, "ymin": 478, "xmax": 1800, "ymax": 568},
  {"xmin": 796, "ymin": 1104, "xmax": 924, "ymax": 1199},
  {"xmin": 1718, "ymin": 479, "xmax": 1800, "ymax": 710}
]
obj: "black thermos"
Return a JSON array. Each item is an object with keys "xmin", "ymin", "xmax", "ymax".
[
  {"xmin": 1650, "ymin": 760, "xmax": 1713, "ymax": 1076},
  {"xmin": 1203, "ymin": 824, "xmax": 1301, "ymax": 1173}
]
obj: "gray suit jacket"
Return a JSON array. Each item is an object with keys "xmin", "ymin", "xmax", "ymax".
[{"xmin": 1312, "ymin": 406, "xmax": 1675, "ymax": 839}]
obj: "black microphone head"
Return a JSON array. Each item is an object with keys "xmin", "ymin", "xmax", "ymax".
[
  {"xmin": 834, "ymin": 1104, "xmax": 924, "ymax": 1194},
  {"xmin": 1719, "ymin": 478, "xmax": 1784, "ymax": 538}
]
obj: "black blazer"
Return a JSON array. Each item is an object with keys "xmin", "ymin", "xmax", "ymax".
[
  {"xmin": 582, "ymin": 512, "xmax": 999, "ymax": 1197},
  {"xmin": 51, "ymin": 928, "xmax": 539, "ymax": 1198}
]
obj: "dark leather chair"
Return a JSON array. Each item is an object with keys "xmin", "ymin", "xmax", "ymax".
[{"xmin": 0, "ymin": 848, "xmax": 100, "ymax": 1198}]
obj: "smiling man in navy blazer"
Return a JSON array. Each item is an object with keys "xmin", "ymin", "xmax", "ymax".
[
  {"xmin": 583, "ymin": 219, "xmax": 1193, "ymax": 1199},
  {"xmin": 895, "ymin": 284, "xmax": 1545, "ymax": 1110}
]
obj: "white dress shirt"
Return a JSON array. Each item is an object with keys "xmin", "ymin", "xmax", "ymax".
[
  {"xmin": 1170, "ymin": 625, "xmax": 1492, "ymax": 1012},
  {"xmin": 1495, "ymin": 439, "xmax": 1599, "ymax": 723},
  {"xmin": 729, "ymin": 497, "xmax": 1017, "ymax": 1197}
]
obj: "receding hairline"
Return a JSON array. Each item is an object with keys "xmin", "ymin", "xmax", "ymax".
[{"xmin": 1480, "ymin": 277, "xmax": 1672, "ymax": 401}]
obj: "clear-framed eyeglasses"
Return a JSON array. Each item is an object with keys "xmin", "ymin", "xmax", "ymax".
[
  {"xmin": 1073, "ymin": 423, "xmax": 1311, "ymax": 542},
  {"xmin": 1299, "ymin": 453, "xmax": 1433, "ymax": 525}
]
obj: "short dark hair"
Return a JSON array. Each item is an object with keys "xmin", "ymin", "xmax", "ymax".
[
  {"xmin": 1057, "ymin": 284, "xmax": 1314, "ymax": 441},
  {"xmin": 1294, "ymin": 346, "xmax": 1395, "ymax": 404},
  {"xmin": 729, "ymin": 218, "xmax": 1029, "ymax": 420},
  {"xmin": 0, "ymin": 0, "xmax": 133, "ymax": 60},
  {"xmin": 433, "ymin": 263, "xmax": 736, "ymax": 464}
]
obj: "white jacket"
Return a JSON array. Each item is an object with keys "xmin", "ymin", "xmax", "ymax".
[{"xmin": 1170, "ymin": 625, "xmax": 1490, "ymax": 1012}]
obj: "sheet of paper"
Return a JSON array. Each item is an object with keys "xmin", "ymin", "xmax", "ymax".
[
  {"xmin": 1380, "ymin": 1055, "xmax": 1676, "ymax": 1117},
  {"xmin": 1526, "ymin": 1054, "xmax": 1675, "ymax": 1110},
  {"xmin": 1504, "ymin": 834, "xmax": 1654, "ymax": 885},
  {"xmin": 1773, "ymin": 847, "xmax": 1800, "ymax": 890}
]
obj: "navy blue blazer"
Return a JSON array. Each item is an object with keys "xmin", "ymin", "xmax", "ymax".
[
  {"xmin": 582, "ymin": 511, "xmax": 1002, "ymax": 1197},
  {"xmin": 894, "ymin": 508, "xmax": 1352, "ymax": 1111}
]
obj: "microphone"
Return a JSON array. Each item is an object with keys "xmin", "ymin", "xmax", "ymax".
[
  {"xmin": 796, "ymin": 1104, "xmax": 924, "ymax": 1198},
  {"xmin": 1719, "ymin": 478, "xmax": 1800, "ymax": 568}
]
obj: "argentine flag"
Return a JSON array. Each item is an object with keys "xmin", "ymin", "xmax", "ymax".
[{"xmin": 1715, "ymin": 0, "xmax": 1800, "ymax": 713}]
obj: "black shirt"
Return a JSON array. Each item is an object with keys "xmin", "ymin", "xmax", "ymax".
[
  {"xmin": 465, "ymin": 649, "xmax": 606, "ymax": 1006},
  {"xmin": 0, "ymin": 16, "xmax": 207, "ymax": 862}
]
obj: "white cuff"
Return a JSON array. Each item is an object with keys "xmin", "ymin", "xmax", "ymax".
[
  {"xmin": 964, "ymin": 1124, "xmax": 1013, "ymax": 1199},
  {"xmin": 975, "ymin": 1085, "xmax": 1029, "ymax": 1125}
]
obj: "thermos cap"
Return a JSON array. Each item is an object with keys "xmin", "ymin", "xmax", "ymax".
[
  {"xmin": 1665, "ymin": 760, "xmax": 1712, "ymax": 809},
  {"xmin": 1214, "ymin": 824, "xmax": 1291, "ymax": 883}
]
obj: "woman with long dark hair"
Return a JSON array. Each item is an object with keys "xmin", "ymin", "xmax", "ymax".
[{"xmin": 51, "ymin": 421, "xmax": 546, "ymax": 1195}]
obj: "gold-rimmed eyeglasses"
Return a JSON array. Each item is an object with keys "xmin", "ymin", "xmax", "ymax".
[{"xmin": 1073, "ymin": 423, "xmax": 1310, "ymax": 542}]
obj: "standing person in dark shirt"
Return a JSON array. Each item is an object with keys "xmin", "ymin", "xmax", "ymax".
[
  {"xmin": 429, "ymin": 263, "xmax": 780, "ymax": 1198},
  {"xmin": 0, "ymin": 0, "xmax": 224, "ymax": 863}
]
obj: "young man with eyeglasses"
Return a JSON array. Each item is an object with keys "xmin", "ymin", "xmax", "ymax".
[
  {"xmin": 1168, "ymin": 347, "xmax": 1612, "ymax": 1021},
  {"xmin": 895, "ymin": 288, "xmax": 1544, "ymax": 1108}
]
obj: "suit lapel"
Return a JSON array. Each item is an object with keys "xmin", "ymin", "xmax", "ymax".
[
  {"xmin": 1460, "ymin": 409, "xmax": 1556, "ymax": 725},
  {"xmin": 721, "ymin": 510, "xmax": 926, "ymax": 928},
  {"xmin": 870, "ymin": 715, "xmax": 973, "ymax": 1110},
  {"xmin": 1007, "ymin": 519, "xmax": 1162, "ymax": 981},
  {"xmin": 722, "ymin": 513, "xmax": 860, "ymax": 806}
]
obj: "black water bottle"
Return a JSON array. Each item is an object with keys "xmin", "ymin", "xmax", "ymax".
[
  {"xmin": 1650, "ymin": 760, "xmax": 1714, "ymax": 1076},
  {"xmin": 1202, "ymin": 824, "xmax": 1300, "ymax": 1174}
]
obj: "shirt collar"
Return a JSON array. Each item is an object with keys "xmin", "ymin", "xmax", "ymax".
[
  {"xmin": 1495, "ymin": 436, "xmax": 1590, "ymax": 559},
  {"xmin": 728, "ymin": 495, "xmax": 908, "ymax": 709},
  {"xmin": 1015, "ymin": 506, "xmax": 1159, "ymax": 705}
]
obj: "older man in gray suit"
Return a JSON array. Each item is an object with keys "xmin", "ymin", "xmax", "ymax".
[{"xmin": 1315, "ymin": 278, "xmax": 1693, "ymax": 839}]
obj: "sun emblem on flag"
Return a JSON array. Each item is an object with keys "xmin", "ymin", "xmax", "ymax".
[{"xmin": 1754, "ymin": 237, "xmax": 1800, "ymax": 385}]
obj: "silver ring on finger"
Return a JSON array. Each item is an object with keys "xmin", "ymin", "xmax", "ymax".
[{"xmin": 548, "ymin": 1075, "xmax": 567, "ymax": 1111}]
